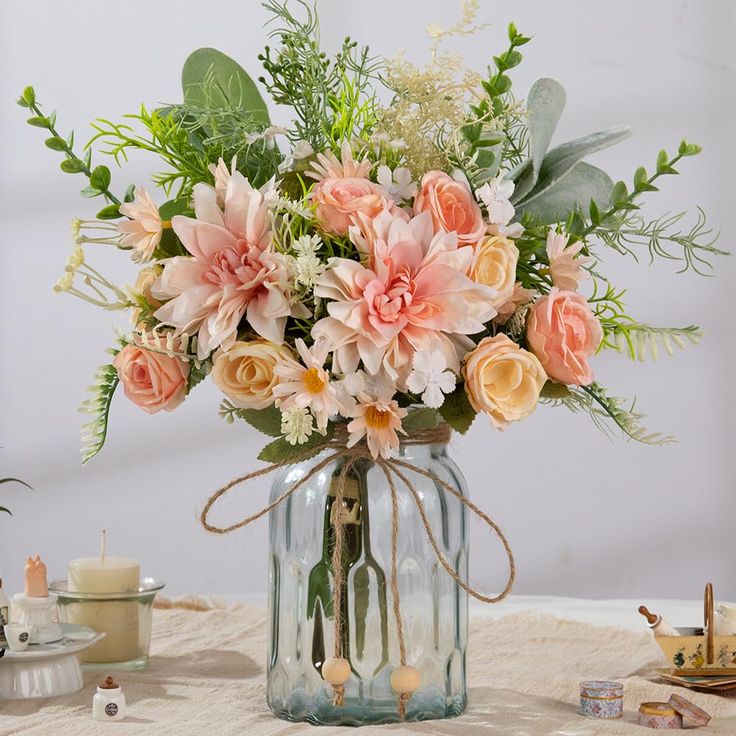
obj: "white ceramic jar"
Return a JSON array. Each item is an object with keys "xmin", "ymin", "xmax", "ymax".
[{"xmin": 92, "ymin": 677, "xmax": 126, "ymax": 721}]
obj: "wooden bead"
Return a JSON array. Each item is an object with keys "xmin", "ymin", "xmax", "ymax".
[
  {"xmin": 390, "ymin": 665, "xmax": 420, "ymax": 694},
  {"xmin": 322, "ymin": 657, "xmax": 351, "ymax": 686}
]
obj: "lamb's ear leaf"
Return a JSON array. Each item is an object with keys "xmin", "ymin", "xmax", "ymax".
[
  {"xmin": 510, "ymin": 78, "xmax": 566, "ymax": 203},
  {"xmin": 439, "ymin": 385, "xmax": 477, "ymax": 435},
  {"xmin": 518, "ymin": 125, "xmax": 632, "ymax": 204},
  {"xmin": 515, "ymin": 161, "xmax": 614, "ymax": 225},
  {"xmin": 182, "ymin": 47, "xmax": 270, "ymax": 125}
]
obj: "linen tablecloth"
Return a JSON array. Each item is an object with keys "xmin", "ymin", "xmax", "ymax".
[{"xmin": 2, "ymin": 598, "xmax": 736, "ymax": 735}]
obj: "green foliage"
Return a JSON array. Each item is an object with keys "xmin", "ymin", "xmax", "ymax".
[
  {"xmin": 402, "ymin": 407, "xmax": 440, "ymax": 433},
  {"xmin": 79, "ymin": 357, "xmax": 120, "ymax": 464},
  {"xmin": 258, "ymin": 0, "xmax": 381, "ymax": 150},
  {"xmin": 460, "ymin": 24, "xmax": 532, "ymax": 183},
  {"xmin": 258, "ymin": 425, "xmax": 333, "ymax": 463},
  {"xmin": 182, "ymin": 48, "xmax": 270, "ymax": 125},
  {"xmin": 0, "ymin": 477, "xmax": 32, "ymax": 516},
  {"xmin": 186, "ymin": 361, "xmax": 211, "ymax": 392},
  {"xmin": 88, "ymin": 106, "xmax": 213, "ymax": 198},
  {"xmin": 219, "ymin": 400, "xmax": 283, "ymax": 436},
  {"xmin": 439, "ymin": 385, "xmax": 477, "ymax": 434},
  {"xmin": 541, "ymin": 382, "xmax": 674, "ymax": 445},
  {"xmin": 18, "ymin": 88, "xmax": 121, "ymax": 204}
]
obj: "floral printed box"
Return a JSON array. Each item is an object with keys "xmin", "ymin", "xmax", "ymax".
[{"xmin": 656, "ymin": 635, "xmax": 736, "ymax": 672}]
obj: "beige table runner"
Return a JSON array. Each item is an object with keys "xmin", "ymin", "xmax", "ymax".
[{"xmin": 2, "ymin": 601, "xmax": 736, "ymax": 735}]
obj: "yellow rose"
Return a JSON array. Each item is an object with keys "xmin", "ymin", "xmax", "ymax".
[
  {"xmin": 212, "ymin": 340, "xmax": 293, "ymax": 409},
  {"xmin": 462, "ymin": 334, "xmax": 546, "ymax": 429},
  {"xmin": 470, "ymin": 235, "xmax": 518, "ymax": 308}
]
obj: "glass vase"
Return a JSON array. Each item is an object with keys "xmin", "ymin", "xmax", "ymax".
[{"xmin": 266, "ymin": 438, "xmax": 468, "ymax": 725}]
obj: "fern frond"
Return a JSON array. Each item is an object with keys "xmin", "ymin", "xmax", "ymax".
[
  {"xmin": 541, "ymin": 381, "xmax": 674, "ymax": 445},
  {"xmin": 132, "ymin": 331, "xmax": 201, "ymax": 367},
  {"xmin": 79, "ymin": 359, "xmax": 119, "ymax": 463},
  {"xmin": 602, "ymin": 323, "xmax": 702, "ymax": 361}
]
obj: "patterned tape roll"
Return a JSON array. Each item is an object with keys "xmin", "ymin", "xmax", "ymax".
[
  {"xmin": 638, "ymin": 702, "xmax": 683, "ymax": 729},
  {"xmin": 668, "ymin": 693, "xmax": 712, "ymax": 726},
  {"xmin": 579, "ymin": 681, "xmax": 623, "ymax": 719}
]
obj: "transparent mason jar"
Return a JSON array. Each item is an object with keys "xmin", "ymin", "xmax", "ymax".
[{"xmin": 266, "ymin": 437, "xmax": 468, "ymax": 725}]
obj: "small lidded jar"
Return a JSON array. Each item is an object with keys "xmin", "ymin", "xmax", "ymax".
[
  {"xmin": 579, "ymin": 680, "xmax": 623, "ymax": 719},
  {"xmin": 92, "ymin": 676, "xmax": 126, "ymax": 721},
  {"xmin": 638, "ymin": 702, "xmax": 683, "ymax": 729}
]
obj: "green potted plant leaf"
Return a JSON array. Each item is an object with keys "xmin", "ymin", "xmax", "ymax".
[{"xmin": 0, "ymin": 477, "xmax": 32, "ymax": 515}]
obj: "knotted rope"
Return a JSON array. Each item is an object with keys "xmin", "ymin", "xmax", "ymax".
[{"xmin": 200, "ymin": 423, "xmax": 515, "ymax": 717}]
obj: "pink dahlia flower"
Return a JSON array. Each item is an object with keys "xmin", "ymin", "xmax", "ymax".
[
  {"xmin": 313, "ymin": 210, "xmax": 498, "ymax": 379},
  {"xmin": 152, "ymin": 172, "xmax": 292, "ymax": 359}
]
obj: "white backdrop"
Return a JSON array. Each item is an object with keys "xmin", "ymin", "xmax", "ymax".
[{"xmin": 1, "ymin": 1, "xmax": 734, "ymax": 600}]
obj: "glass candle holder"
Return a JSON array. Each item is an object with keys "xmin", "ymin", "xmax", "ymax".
[{"xmin": 49, "ymin": 578, "xmax": 164, "ymax": 670}]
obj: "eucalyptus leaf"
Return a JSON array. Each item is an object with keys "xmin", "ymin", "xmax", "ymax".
[
  {"xmin": 158, "ymin": 198, "xmax": 191, "ymax": 221},
  {"xmin": 517, "ymin": 126, "xmax": 632, "ymax": 204},
  {"xmin": 182, "ymin": 47, "xmax": 270, "ymax": 125},
  {"xmin": 515, "ymin": 161, "xmax": 614, "ymax": 225},
  {"xmin": 439, "ymin": 386, "xmax": 477, "ymax": 435},
  {"xmin": 510, "ymin": 78, "xmax": 566, "ymax": 203}
]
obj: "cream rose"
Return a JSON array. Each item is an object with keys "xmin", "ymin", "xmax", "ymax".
[
  {"xmin": 470, "ymin": 235, "xmax": 518, "ymax": 308},
  {"xmin": 212, "ymin": 340, "xmax": 293, "ymax": 409},
  {"xmin": 462, "ymin": 334, "xmax": 547, "ymax": 429},
  {"xmin": 130, "ymin": 266, "xmax": 162, "ymax": 327},
  {"xmin": 113, "ymin": 344, "xmax": 189, "ymax": 414}
]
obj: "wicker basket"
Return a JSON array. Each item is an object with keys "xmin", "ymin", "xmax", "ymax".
[{"xmin": 655, "ymin": 583, "xmax": 736, "ymax": 675}]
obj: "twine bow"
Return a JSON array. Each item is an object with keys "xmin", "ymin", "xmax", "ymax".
[{"xmin": 200, "ymin": 424, "xmax": 515, "ymax": 718}]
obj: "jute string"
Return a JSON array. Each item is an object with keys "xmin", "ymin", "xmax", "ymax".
[{"xmin": 200, "ymin": 424, "xmax": 516, "ymax": 716}]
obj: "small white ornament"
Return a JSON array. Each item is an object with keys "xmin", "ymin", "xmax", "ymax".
[{"xmin": 92, "ymin": 676, "xmax": 126, "ymax": 721}]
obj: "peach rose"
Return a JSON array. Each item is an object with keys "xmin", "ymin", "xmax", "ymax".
[
  {"xmin": 130, "ymin": 266, "xmax": 162, "ymax": 326},
  {"xmin": 212, "ymin": 340, "xmax": 293, "ymax": 409},
  {"xmin": 414, "ymin": 170, "xmax": 485, "ymax": 245},
  {"xmin": 462, "ymin": 334, "xmax": 547, "ymax": 429},
  {"xmin": 113, "ymin": 344, "xmax": 189, "ymax": 414},
  {"xmin": 470, "ymin": 235, "xmax": 518, "ymax": 308},
  {"xmin": 526, "ymin": 288, "xmax": 603, "ymax": 386},
  {"xmin": 311, "ymin": 177, "xmax": 388, "ymax": 236}
]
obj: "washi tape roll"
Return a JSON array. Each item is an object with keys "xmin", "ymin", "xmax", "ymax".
[
  {"xmin": 667, "ymin": 693, "xmax": 712, "ymax": 726},
  {"xmin": 638, "ymin": 702, "xmax": 683, "ymax": 729},
  {"xmin": 579, "ymin": 681, "xmax": 623, "ymax": 719}
]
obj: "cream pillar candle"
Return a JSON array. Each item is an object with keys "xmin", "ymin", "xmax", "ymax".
[{"xmin": 66, "ymin": 531, "xmax": 142, "ymax": 664}]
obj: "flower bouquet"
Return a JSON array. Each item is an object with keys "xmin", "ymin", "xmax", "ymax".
[{"xmin": 20, "ymin": 0, "xmax": 723, "ymax": 725}]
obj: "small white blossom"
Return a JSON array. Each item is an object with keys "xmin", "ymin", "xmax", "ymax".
[
  {"xmin": 245, "ymin": 125, "xmax": 288, "ymax": 147},
  {"xmin": 280, "ymin": 406, "xmax": 315, "ymax": 445},
  {"xmin": 376, "ymin": 165, "xmax": 417, "ymax": 201},
  {"xmin": 293, "ymin": 234, "xmax": 323, "ymax": 256},
  {"xmin": 293, "ymin": 252, "xmax": 325, "ymax": 289},
  {"xmin": 406, "ymin": 351, "xmax": 456, "ymax": 409},
  {"xmin": 476, "ymin": 176, "xmax": 524, "ymax": 237},
  {"xmin": 292, "ymin": 140, "xmax": 314, "ymax": 160}
]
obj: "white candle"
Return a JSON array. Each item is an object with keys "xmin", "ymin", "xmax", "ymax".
[{"xmin": 66, "ymin": 531, "xmax": 142, "ymax": 663}]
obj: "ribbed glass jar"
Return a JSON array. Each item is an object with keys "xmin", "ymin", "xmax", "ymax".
[{"xmin": 266, "ymin": 438, "xmax": 468, "ymax": 725}]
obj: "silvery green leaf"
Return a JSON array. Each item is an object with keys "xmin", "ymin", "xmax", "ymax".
[
  {"xmin": 182, "ymin": 48, "xmax": 270, "ymax": 125},
  {"xmin": 518, "ymin": 125, "xmax": 632, "ymax": 204},
  {"xmin": 515, "ymin": 162, "xmax": 614, "ymax": 224},
  {"xmin": 510, "ymin": 78, "xmax": 566, "ymax": 203}
]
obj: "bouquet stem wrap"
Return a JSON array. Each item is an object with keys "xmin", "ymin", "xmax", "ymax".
[{"xmin": 200, "ymin": 424, "xmax": 515, "ymax": 717}]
